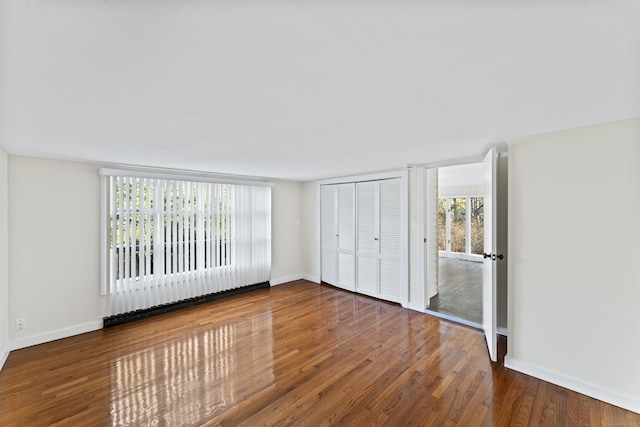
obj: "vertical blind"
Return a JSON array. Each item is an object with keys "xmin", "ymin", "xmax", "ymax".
[{"xmin": 100, "ymin": 170, "xmax": 271, "ymax": 316}]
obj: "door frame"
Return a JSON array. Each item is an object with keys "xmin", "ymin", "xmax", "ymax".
[
  {"xmin": 417, "ymin": 146, "xmax": 507, "ymax": 329},
  {"xmin": 417, "ymin": 155, "xmax": 488, "ymax": 312}
]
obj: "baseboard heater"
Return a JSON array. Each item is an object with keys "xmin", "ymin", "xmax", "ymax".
[{"xmin": 103, "ymin": 281, "xmax": 270, "ymax": 328}]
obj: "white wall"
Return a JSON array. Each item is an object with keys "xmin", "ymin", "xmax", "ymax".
[
  {"xmin": 506, "ymin": 117, "xmax": 640, "ymax": 413},
  {"xmin": 439, "ymin": 185, "xmax": 483, "ymax": 198},
  {"xmin": 301, "ymin": 181, "xmax": 319, "ymax": 283},
  {"xmin": 425, "ymin": 168, "xmax": 439, "ymax": 302},
  {"xmin": 408, "ymin": 168, "xmax": 420, "ymax": 309},
  {"xmin": 271, "ymin": 180, "xmax": 304, "ymax": 285},
  {"xmin": 438, "ymin": 162, "xmax": 484, "ymax": 197},
  {"xmin": 8, "ymin": 157, "xmax": 106, "ymax": 346},
  {"xmin": 6, "ymin": 156, "xmax": 305, "ymax": 349},
  {"xmin": 0, "ymin": 148, "xmax": 9, "ymax": 368}
]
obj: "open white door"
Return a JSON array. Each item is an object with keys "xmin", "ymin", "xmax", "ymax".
[{"xmin": 482, "ymin": 147, "xmax": 498, "ymax": 362}]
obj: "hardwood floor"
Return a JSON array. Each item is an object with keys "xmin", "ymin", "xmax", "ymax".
[{"xmin": 1, "ymin": 280, "xmax": 638, "ymax": 426}]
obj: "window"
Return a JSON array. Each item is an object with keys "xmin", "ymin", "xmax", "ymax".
[
  {"xmin": 438, "ymin": 196, "xmax": 484, "ymax": 258},
  {"xmin": 101, "ymin": 170, "xmax": 271, "ymax": 316},
  {"xmin": 470, "ymin": 197, "xmax": 484, "ymax": 255}
]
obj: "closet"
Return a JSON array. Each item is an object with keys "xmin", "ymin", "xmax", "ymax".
[{"xmin": 320, "ymin": 177, "xmax": 403, "ymax": 304}]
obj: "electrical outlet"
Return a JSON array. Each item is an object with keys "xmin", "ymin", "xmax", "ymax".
[{"xmin": 15, "ymin": 318, "xmax": 26, "ymax": 331}]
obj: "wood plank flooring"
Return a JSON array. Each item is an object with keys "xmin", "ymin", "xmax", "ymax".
[{"xmin": 1, "ymin": 280, "xmax": 638, "ymax": 426}]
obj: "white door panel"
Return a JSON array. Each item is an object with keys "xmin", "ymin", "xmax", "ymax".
[
  {"xmin": 321, "ymin": 184, "xmax": 356, "ymax": 290},
  {"xmin": 356, "ymin": 181, "xmax": 378, "ymax": 296},
  {"xmin": 483, "ymin": 148, "xmax": 498, "ymax": 362},
  {"xmin": 379, "ymin": 179, "xmax": 401, "ymax": 257},
  {"xmin": 322, "ymin": 249, "xmax": 338, "ymax": 286},
  {"xmin": 338, "ymin": 185, "xmax": 355, "ymax": 252},
  {"xmin": 356, "ymin": 256, "xmax": 378, "ymax": 296},
  {"xmin": 356, "ymin": 179, "xmax": 402, "ymax": 303},
  {"xmin": 338, "ymin": 252, "xmax": 355, "ymax": 290},
  {"xmin": 320, "ymin": 185, "xmax": 338, "ymax": 285},
  {"xmin": 336, "ymin": 184, "xmax": 356, "ymax": 291},
  {"xmin": 321, "ymin": 186, "xmax": 337, "ymax": 250},
  {"xmin": 379, "ymin": 259, "xmax": 401, "ymax": 302},
  {"xmin": 356, "ymin": 182, "xmax": 377, "ymax": 253}
]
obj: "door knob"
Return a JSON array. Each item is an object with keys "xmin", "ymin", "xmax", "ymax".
[
  {"xmin": 483, "ymin": 253, "xmax": 491, "ymax": 259},
  {"xmin": 374, "ymin": 237, "xmax": 379, "ymax": 241},
  {"xmin": 495, "ymin": 254, "xmax": 504, "ymax": 260}
]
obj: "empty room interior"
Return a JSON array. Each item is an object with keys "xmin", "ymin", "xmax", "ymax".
[{"xmin": 1, "ymin": 0, "xmax": 640, "ymax": 425}]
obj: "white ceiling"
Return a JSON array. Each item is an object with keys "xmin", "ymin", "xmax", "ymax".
[{"xmin": 1, "ymin": 0, "xmax": 639, "ymax": 181}]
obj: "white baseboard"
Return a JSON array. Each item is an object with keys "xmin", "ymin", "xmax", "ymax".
[
  {"xmin": 9, "ymin": 321, "xmax": 103, "ymax": 351},
  {"xmin": 0, "ymin": 343, "xmax": 9, "ymax": 371},
  {"xmin": 270, "ymin": 274, "xmax": 304, "ymax": 286},
  {"xmin": 505, "ymin": 356, "xmax": 640, "ymax": 415},
  {"xmin": 303, "ymin": 274, "xmax": 320, "ymax": 284}
]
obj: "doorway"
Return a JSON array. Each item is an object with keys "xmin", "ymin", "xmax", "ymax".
[{"xmin": 425, "ymin": 162, "xmax": 485, "ymax": 327}]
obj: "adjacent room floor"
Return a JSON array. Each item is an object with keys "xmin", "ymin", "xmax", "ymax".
[{"xmin": 428, "ymin": 257, "xmax": 482, "ymax": 325}]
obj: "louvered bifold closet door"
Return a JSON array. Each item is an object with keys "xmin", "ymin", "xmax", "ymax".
[
  {"xmin": 378, "ymin": 178, "xmax": 402, "ymax": 302},
  {"xmin": 337, "ymin": 184, "xmax": 355, "ymax": 291},
  {"xmin": 356, "ymin": 182, "xmax": 378, "ymax": 297},
  {"xmin": 321, "ymin": 185, "xmax": 338, "ymax": 286}
]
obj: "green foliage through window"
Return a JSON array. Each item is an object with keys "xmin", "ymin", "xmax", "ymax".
[{"xmin": 437, "ymin": 196, "xmax": 484, "ymax": 255}]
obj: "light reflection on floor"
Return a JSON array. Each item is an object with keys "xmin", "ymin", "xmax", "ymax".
[{"xmin": 110, "ymin": 314, "xmax": 273, "ymax": 426}]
